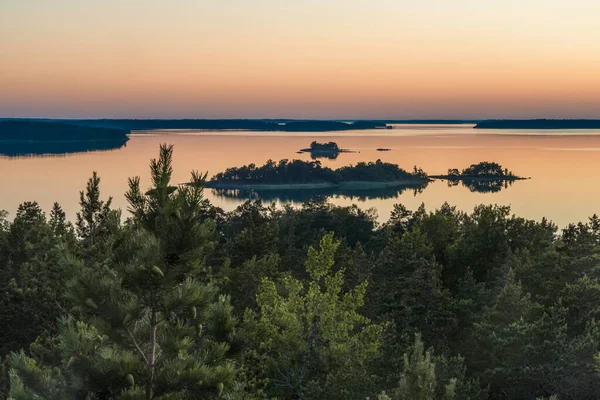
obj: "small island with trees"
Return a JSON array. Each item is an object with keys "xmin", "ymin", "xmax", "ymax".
[
  {"xmin": 204, "ymin": 159, "xmax": 430, "ymax": 190},
  {"xmin": 431, "ymin": 161, "xmax": 528, "ymax": 193},
  {"xmin": 431, "ymin": 161, "xmax": 526, "ymax": 181},
  {"xmin": 299, "ymin": 141, "xmax": 351, "ymax": 158}
]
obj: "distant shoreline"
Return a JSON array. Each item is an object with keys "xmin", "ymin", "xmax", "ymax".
[
  {"xmin": 475, "ymin": 120, "xmax": 600, "ymax": 129},
  {"xmin": 0, "ymin": 119, "xmax": 390, "ymax": 133}
]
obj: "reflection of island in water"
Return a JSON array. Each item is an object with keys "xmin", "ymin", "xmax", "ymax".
[
  {"xmin": 0, "ymin": 138, "xmax": 129, "ymax": 158},
  {"xmin": 442, "ymin": 178, "xmax": 517, "ymax": 193},
  {"xmin": 211, "ymin": 182, "xmax": 428, "ymax": 203},
  {"xmin": 307, "ymin": 152, "xmax": 339, "ymax": 160}
]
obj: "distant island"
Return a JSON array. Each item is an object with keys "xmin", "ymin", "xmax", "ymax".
[
  {"xmin": 0, "ymin": 119, "xmax": 389, "ymax": 132},
  {"xmin": 204, "ymin": 159, "xmax": 429, "ymax": 190},
  {"xmin": 475, "ymin": 119, "xmax": 600, "ymax": 129},
  {"xmin": 0, "ymin": 120, "xmax": 129, "ymax": 142},
  {"xmin": 299, "ymin": 141, "xmax": 353, "ymax": 159}
]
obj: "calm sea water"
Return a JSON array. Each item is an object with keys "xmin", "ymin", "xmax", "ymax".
[{"xmin": 2, "ymin": 124, "xmax": 600, "ymax": 227}]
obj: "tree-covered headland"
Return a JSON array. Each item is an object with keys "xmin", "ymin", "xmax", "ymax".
[
  {"xmin": 0, "ymin": 121, "xmax": 129, "ymax": 142},
  {"xmin": 2, "ymin": 144, "xmax": 600, "ymax": 399}
]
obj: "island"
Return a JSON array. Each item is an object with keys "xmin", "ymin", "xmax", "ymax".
[
  {"xmin": 430, "ymin": 161, "xmax": 527, "ymax": 193},
  {"xmin": 474, "ymin": 119, "xmax": 600, "ymax": 129},
  {"xmin": 204, "ymin": 159, "xmax": 430, "ymax": 191},
  {"xmin": 431, "ymin": 162, "xmax": 524, "ymax": 180},
  {"xmin": 298, "ymin": 141, "xmax": 352, "ymax": 159}
]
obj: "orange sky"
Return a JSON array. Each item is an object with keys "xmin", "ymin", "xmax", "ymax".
[{"xmin": 1, "ymin": 0, "xmax": 600, "ymax": 119}]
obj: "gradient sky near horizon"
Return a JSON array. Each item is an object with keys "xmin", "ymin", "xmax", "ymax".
[{"xmin": 1, "ymin": 0, "xmax": 600, "ymax": 119}]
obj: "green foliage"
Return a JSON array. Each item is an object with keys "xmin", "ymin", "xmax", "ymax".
[
  {"xmin": 242, "ymin": 233, "xmax": 385, "ymax": 399},
  {"xmin": 212, "ymin": 159, "xmax": 339, "ymax": 185},
  {"xmin": 308, "ymin": 141, "xmax": 340, "ymax": 152},
  {"xmin": 379, "ymin": 334, "xmax": 456, "ymax": 400},
  {"xmin": 0, "ymin": 202, "xmax": 74, "ymax": 361},
  {"xmin": 5, "ymin": 146, "xmax": 600, "ymax": 399},
  {"xmin": 76, "ymin": 171, "xmax": 120, "ymax": 260},
  {"xmin": 459, "ymin": 162, "xmax": 514, "ymax": 178},
  {"xmin": 337, "ymin": 160, "xmax": 428, "ymax": 182},
  {"xmin": 9, "ymin": 144, "xmax": 238, "ymax": 399}
]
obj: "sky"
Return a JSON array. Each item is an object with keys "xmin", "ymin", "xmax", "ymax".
[{"xmin": 1, "ymin": 0, "xmax": 600, "ymax": 119}]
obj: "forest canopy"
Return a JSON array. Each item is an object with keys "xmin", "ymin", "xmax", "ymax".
[{"xmin": 1, "ymin": 144, "xmax": 599, "ymax": 400}]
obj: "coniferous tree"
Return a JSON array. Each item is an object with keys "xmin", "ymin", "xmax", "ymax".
[
  {"xmin": 10, "ymin": 144, "xmax": 239, "ymax": 399},
  {"xmin": 76, "ymin": 171, "xmax": 119, "ymax": 250},
  {"xmin": 49, "ymin": 202, "xmax": 74, "ymax": 239},
  {"xmin": 377, "ymin": 334, "xmax": 456, "ymax": 400}
]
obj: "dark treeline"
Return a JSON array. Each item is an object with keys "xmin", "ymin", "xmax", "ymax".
[
  {"xmin": 282, "ymin": 121, "xmax": 386, "ymax": 131},
  {"xmin": 208, "ymin": 159, "xmax": 428, "ymax": 186},
  {"xmin": 0, "ymin": 120, "xmax": 129, "ymax": 141},
  {"xmin": 3, "ymin": 145, "xmax": 600, "ymax": 399},
  {"xmin": 338, "ymin": 161, "xmax": 427, "ymax": 182},
  {"xmin": 303, "ymin": 141, "xmax": 341, "ymax": 152},
  {"xmin": 0, "ymin": 119, "xmax": 387, "ymax": 132},
  {"xmin": 475, "ymin": 119, "xmax": 600, "ymax": 129},
  {"xmin": 211, "ymin": 159, "xmax": 340, "ymax": 185}
]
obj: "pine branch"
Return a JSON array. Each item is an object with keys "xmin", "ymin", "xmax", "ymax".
[{"xmin": 127, "ymin": 328, "xmax": 149, "ymax": 365}]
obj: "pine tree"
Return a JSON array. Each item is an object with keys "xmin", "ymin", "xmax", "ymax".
[
  {"xmin": 76, "ymin": 171, "xmax": 119, "ymax": 249},
  {"xmin": 10, "ymin": 144, "xmax": 239, "ymax": 399},
  {"xmin": 378, "ymin": 334, "xmax": 456, "ymax": 400}
]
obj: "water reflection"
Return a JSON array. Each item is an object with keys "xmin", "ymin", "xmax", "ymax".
[
  {"xmin": 443, "ymin": 178, "xmax": 518, "ymax": 193},
  {"xmin": 211, "ymin": 182, "xmax": 429, "ymax": 203},
  {"xmin": 0, "ymin": 138, "xmax": 129, "ymax": 158},
  {"xmin": 4, "ymin": 126, "xmax": 600, "ymax": 228},
  {"xmin": 309, "ymin": 152, "xmax": 339, "ymax": 160}
]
